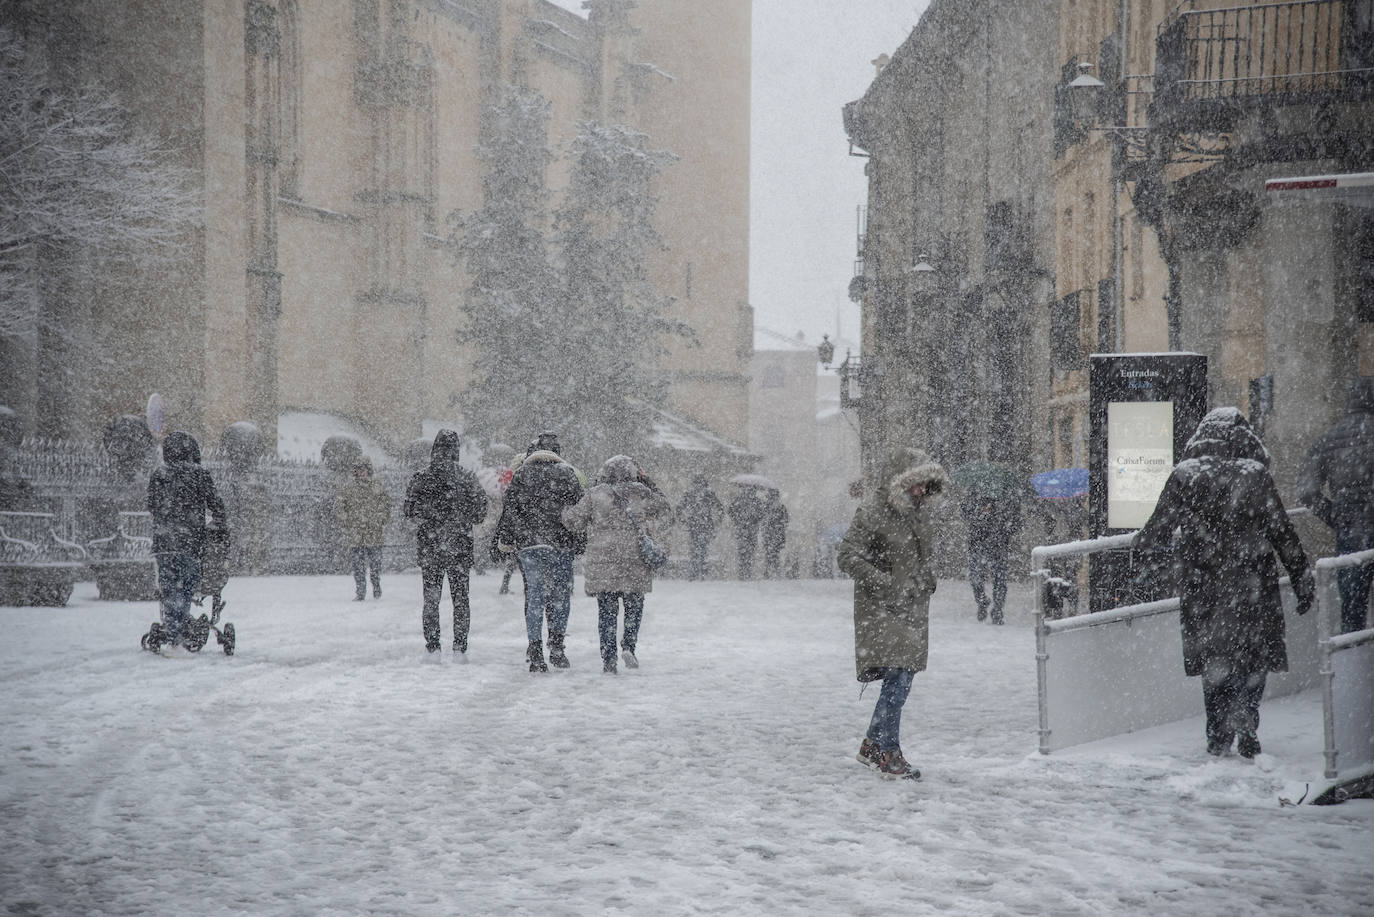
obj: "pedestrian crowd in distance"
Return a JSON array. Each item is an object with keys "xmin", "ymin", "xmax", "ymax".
[{"xmin": 138, "ymin": 379, "xmax": 1372, "ymax": 777}]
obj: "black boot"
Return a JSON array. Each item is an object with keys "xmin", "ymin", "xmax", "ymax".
[
  {"xmin": 548, "ymin": 633, "xmax": 570, "ymax": 669},
  {"xmin": 527, "ymin": 640, "xmax": 548, "ymax": 673}
]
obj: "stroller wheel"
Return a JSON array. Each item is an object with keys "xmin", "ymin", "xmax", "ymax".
[
  {"xmin": 221, "ymin": 623, "xmax": 235, "ymax": 656},
  {"xmin": 141, "ymin": 622, "xmax": 165, "ymax": 653}
]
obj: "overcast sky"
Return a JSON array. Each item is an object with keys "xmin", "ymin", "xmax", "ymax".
[
  {"xmin": 750, "ymin": 1, "xmax": 930, "ymax": 352},
  {"xmin": 545, "ymin": 0, "xmax": 931, "ymax": 352}
]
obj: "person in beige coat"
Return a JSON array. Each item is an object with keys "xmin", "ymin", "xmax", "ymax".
[
  {"xmin": 336, "ymin": 457, "xmax": 392, "ymax": 601},
  {"xmin": 837, "ymin": 446, "xmax": 949, "ymax": 778},
  {"xmin": 562, "ymin": 455, "xmax": 671, "ymax": 673}
]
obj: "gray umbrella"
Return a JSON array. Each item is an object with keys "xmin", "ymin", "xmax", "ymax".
[{"xmin": 730, "ymin": 473, "xmax": 780, "ymax": 491}]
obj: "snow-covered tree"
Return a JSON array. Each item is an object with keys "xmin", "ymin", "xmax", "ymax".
[
  {"xmin": 0, "ymin": 26, "xmax": 199, "ymax": 339},
  {"xmin": 448, "ymin": 84, "xmax": 562, "ymax": 450},
  {"xmin": 452, "ymin": 87, "xmax": 686, "ymax": 466},
  {"xmin": 549, "ymin": 122, "xmax": 685, "ymax": 464}
]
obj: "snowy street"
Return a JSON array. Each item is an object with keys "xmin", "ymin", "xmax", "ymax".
[{"xmin": 2, "ymin": 573, "xmax": 1371, "ymax": 916}]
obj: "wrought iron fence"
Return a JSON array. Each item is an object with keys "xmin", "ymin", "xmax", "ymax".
[
  {"xmin": 1159, "ymin": 0, "xmax": 1374, "ymax": 101},
  {"xmin": 3, "ymin": 437, "xmax": 419, "ymax": 576}
]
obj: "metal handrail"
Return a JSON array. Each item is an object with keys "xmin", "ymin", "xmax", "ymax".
[{"xmin": 1316, "ymin": 547, "xmax": 1374, "ymax": 778}]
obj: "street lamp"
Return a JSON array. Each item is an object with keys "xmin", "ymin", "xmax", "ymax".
[
  {"xmin": 907, "ymin": 253, "xmax": 936, "ymax": 296},
  {"xmin": 817, "ymin": 333, "xmax": 835, "ymax": 368}
]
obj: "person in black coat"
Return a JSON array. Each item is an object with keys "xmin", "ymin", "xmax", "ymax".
[
  {"xmin": 761, "ymin": 490, "xmax": 789, "ymax": 579},
  {"xmin": 1134, "ymin": 408, "xmax": 1314, "ymax": 758},
  {"xmin": 727, "ymin": 486, "xmax": 765, "ymax": 579},
  {"xmin": 147, "ymin": 431, "xmax": 228, "ymax": 654},
  {"xmin": 1298, "ymin": 376, "xmax": 1374, "ymax": 634},
  {"xmin": 676, "ymin": 475, "xmax": 723, "ymax": 580},
  {"xmin": 959, "ymin": 492, "xmax": 1022, "ymax": 625},
  {"xmin": 403, "ymin": 430, "xmax": 488, "ymax": 656},
  {"xmin": 494, "ymin": 431, "xmax": 584, "ymax": 671}
]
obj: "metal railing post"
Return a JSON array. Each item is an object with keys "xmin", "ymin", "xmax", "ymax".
[
  {"xmin": 1317, "ymin": 563, "xmax": 1339, "ymax": 779},
  {"xmin": 1032, "ymin": 545, "xmax": 1051, "ymax": 755}
]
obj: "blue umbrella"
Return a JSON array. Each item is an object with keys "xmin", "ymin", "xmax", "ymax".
[{"xmin": 1031, "ymin": 468, "xmax": 1089, "ymax": 499}]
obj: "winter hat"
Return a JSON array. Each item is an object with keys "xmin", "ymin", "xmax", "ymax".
[
  {"xmin": 599, "ymin": 455, "xmax": 638, "ymax": 484},
  {"xmin": 431, "ymin": 429, "xmax": 461, "ymax": 463},
  {"xmin": 532, "ymin": 430, "xmax": 561, "ymax": 456}
]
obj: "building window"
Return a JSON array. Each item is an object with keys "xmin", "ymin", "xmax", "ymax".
[
  {"xmin": 760, "ymin": 364, "xmax": 785, "ymax": 389},
  {"xmin": 1051, "ymin": 291, "xmax": 1083, "ymax": 371}
]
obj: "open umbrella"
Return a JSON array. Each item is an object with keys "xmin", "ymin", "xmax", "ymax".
[
  {"xmin": 729, "ymin": 473, "xmax": 780, "ymax": 491},
  {"xmin": 951, "ymin": 461, "xmax": 1024, "ymax": 500},
  {"xmin": 1030, "ymin": 468, "xmax": 1089, "ymax": 499}
]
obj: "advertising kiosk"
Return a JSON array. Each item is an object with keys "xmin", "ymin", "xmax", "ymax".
[{"xmin": 1088, "ymin": 353, "xmax": 1207, "ymax": 611}]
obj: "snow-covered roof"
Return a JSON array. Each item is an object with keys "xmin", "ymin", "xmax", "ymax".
[
  {"xmin": 539, "ymin": 0, "xmax": 587, "ymax": 19},
  {"xmin": 277, "ymin": 410, "xmax": 395, "ymax": 466},
  {"xmin": 637, "ymin": 401, "xmax": 752, "ymax": 457}
]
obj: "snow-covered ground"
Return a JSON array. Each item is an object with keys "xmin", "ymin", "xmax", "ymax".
[{"xmin": 2, "ymin": 573, "xmax": 1370, "ymax": 916}]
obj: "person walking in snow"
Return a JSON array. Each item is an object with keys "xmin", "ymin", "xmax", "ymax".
[
  {"xmin": 675, "ymin": 474, "xmax": 723, "ymax": 580},
  {"xmin": 727, "ymin": 485, "xmax": 765, "ymax": 579},
  {"xmin": 146, "ymin": 431, "xmax": 229, "ymax": 657},
  {"xmin": 1298, "ymin": 376, "xmax": 1374, "ymax": 634},
  {"xmin": 562, "ymin": 455, "xmax": 671, "ymax": 673},
  {"xmin": 760, "ymin": 489, "xmax": 789, "ymax": 579},
  {"xmin": 336, "ymin": 456, "xmax": 392, "ymax": 601},
  {"xmin": 1134, "ymin": 408, "xmax": 1314, "ymax": 758},
  {"xmin": 959, "ymin": 491, "xmax": 1021, "ymax": 625},
  {"xmin": 403, "ymin": 430, "xmax": 488, "ymax": 657},
  {"xmin": 838, "ymin": 446, "xmax": 949, "ymax": 779},
  {"xmin": 494, "ymin": 431, "xmax": 585, "ymax": 672}
]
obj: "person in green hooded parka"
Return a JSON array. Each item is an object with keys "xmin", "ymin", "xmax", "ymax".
[{"xmin": 838, "ymin": 446, "xmax": 949, "ymax": 778}]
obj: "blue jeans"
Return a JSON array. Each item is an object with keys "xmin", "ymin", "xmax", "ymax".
[
  {"xmin": 865, "ymin": 667, "xmax": 914, "ymax": 752},
  {"xmin": 596, "ymin": 592, "xmax": 644, "ymax": 665},
  {"xmin": 156, "ymin": 552, "xmax": 201, "ymax": 645},
  {"xmin": 519, "ymin": 547, "xmax": 573, "ymax": 643},
  {"xmin": 1336, "ymin": 531, "xmax": 1374, "ymax": 635}
]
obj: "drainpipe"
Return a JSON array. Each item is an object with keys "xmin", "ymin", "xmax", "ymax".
[{"xmin": 1112, "ymin": 0, "xmax": 1129, "ymax": 352}]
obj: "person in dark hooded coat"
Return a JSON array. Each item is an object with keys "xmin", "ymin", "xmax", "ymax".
[
  {"xmin": 675, "ymin": 474, "xmax": 723, "ymax": 580},
  {"xmin": 838, "ymin": 446, "xmax": 949, "ymax": 779},
  {"xmin": 1134, "ymin": 408, "xmax": 1314, "ymax": 758},
  {"xmin": 146, "ymin": 431, "xmax": 228, "ymax": 655},
  {"xmin": 727, "ymin": 486, "xmax": 765, "ymax": 579},
  {"xmin": 403, "ymin": 430, "xmax": 488, "ymax": 656},
  {"xmin": 495, "ymin": 431, "xmax": 584, "ymax": 672},
  {"xmin": 1298, "ymin": 376, "xmax": 1374, "ymax": 634}
]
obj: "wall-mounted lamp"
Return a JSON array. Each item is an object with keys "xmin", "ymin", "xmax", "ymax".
[
  {"xmin": 817, "ymin": 334, "xmax": 835, "ymax": 368},
  {"xmin": 907, "ymin": 253, "xmax": 936, "ymax": 295}
]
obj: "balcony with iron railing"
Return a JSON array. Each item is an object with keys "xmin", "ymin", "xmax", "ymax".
[{"xmin": 1155, "ymin": 0, "xmax": 1374, "ymax": 131}]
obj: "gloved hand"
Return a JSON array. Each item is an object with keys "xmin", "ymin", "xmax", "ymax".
[{"xmin": 1294, "ymin": 569, "xmax": 1316, "ymax": 616}]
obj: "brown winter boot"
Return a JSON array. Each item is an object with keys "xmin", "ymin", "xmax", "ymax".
[
  {"xmin": 527, "ymin": 640, "xmax": 548, "ymax": 673},
  {"xmin": 548, "ymin": 633, "xmax": 570, "ymax": 669}
]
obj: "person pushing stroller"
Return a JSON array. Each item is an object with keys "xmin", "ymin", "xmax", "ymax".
[{"xmin": 143, "ymin": 431, "xmax": 229, "ymax": 658}]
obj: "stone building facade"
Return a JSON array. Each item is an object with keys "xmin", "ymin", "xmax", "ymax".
[
  {"xmin": 0, "ymin": 0, "xmax": 752, "ymax": 456},
  {"xmin": 1050, "ymin": 0, "xmax": 1374, "ymax": 492},
  {"xmin": 842, "ymin": 0, "xmax": 1061, "ymax": 482},
  {"xmin": 847, "ymin": 0, "xmax": 1373, "ymax": 505}
]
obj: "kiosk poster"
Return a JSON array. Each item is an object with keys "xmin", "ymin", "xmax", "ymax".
[{"xmin": 1107, "ymin": 401, "xmax": 1173, "ymax": 529}]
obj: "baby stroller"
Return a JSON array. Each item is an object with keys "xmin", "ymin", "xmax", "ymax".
[{"xmin": 140, "ymin": 526, "xmax": 236, "ymax": 656}]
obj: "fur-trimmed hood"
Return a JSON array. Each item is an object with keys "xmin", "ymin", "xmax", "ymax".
[{"xmin": 880, "ymin": 446, "xmax": 949, "ymax": 511}]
